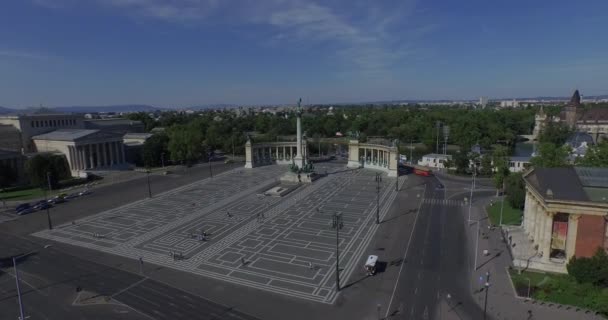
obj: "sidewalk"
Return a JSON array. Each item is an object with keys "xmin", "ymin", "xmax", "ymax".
[{"xmin": 466, "ymin": 197, "xmax": 603, "ymax": 320}]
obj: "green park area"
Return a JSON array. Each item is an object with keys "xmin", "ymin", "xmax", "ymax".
[
  {"xmin": 486, "ymin": 200, "xmax": 522, "ymax": 225},
  {"xmin": 509, "ymin": 269, "xmax": 608, "ymax": 316},
  {"xmin": 0, "ymin": 187, "xmax": 49, "ymax": 201}
]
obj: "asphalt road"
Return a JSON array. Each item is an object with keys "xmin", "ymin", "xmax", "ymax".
[
  {"xmin": 0, "ymin": 161, "xmax": 242, "ymax": 236},
  {"xmin": 389, "ymin": 176, "xmax": 486, "ymax": 320},
  {"xmin": 0, "ymin": 232, "xmax": 260, "ymax": 320}
]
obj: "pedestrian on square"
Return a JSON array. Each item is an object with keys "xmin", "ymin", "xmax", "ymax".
[
  {"xmin": 241, "ymin": 257, "xmax": 246, "ymax": 265},
  {"xmin": 308, "ymin": 262, "xmax": 313, "ymax": 269},
  {"xmin": 227, "ymin": 211, "xmax": 232, "ymax": 218}
]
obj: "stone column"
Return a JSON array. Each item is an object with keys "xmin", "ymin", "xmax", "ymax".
[
  {"xmin": 96, "ymin": 143, "xmax": 101, "ymax": 167},
  {"xmin": 523, "ymin": 191, "xmax": 530, "ymax": 233},
  {"xmin": 103, "ymin": 142, "xmax": 109, "ymax": 166},
  {"xmin": 283, "ymin": 146, "xmax": 286, "ymax": 159},
  {"xmin": 87, "ymin": 144, "xmax": 94, "ymax": 169},
  {"xmin": 533, "ymin": 201, "xmax": 541, "ymax": 243},
  {"xmin": 566, "ymin": 214, "xmax": 580, "ymax": 261},
  {"xmin": 541, "ymin": 212, "xmax": 554, "ymax": 262},
  {"xmin": 120, "ymin": 142, "xmax": 125, "ymax": 164},
  {"xmin": 275, "ymin": 146, "xmax": 279, "ymax": 160},
  {"xmin": 108, "ymin": 142, "xmax": 114, "ymax": 165}
]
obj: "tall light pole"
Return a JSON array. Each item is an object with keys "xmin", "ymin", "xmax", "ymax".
[
  {"xmin": 467, "ymin": 165, "xmax": 477, "ymax": 222},
  {"xmin": 394, "ymin": 139, "xmax": 399, "ymax": 192},
  {"xmin": 45, "ymin": 172, "xmax": 53, "ymax": 230},
  {"xmin": 473, "ymin": 220, "xmax": 480, "ymax": 271},
  {"xmin": 409, "ymin": 139, "xmax": 413, "ymax": 164},
  {"xmin": 435, "ymin": 121, "xmax": 441, "ymax": 154},
  {"xmin": 13, "ymin": 257, "xmax": 26, "ymax": 320},
  {"xmin": 160, "ymin": 152, "xmax": 165, "ymax": 168},
  {"xmin": 331, "ymin": 212, "xmax": 344, "ymax": 291},
  {"xmin": 483, "ymin": 271, "xmax": 491, "ymax": 320},
  {"xmin": 375, "ymin": 173, "xmax": 382, "ymax": 224},
  {"xmin": 499, "ymin": 190, "xmax": 505, "ymax": 226},
  {"xmin": 146, "ymin": 170, "xmax": 152, "ymax": 198},
  {"xmin": 208, "ymin": 148, "xmax": 213, "ymax": 178}
]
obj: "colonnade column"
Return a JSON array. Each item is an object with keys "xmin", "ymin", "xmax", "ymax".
[
  {"xmin": 120, "ymin": 142, "xmax": 125, "ymax": 164},
  {"xmin": 541, "ymin": 212, "xmax": 554, "ymax": 262},
  {"xmin": 104, "ymin": 142, "xmax": 109, "ymax": 166},
  {"xmin": 566, "ymin": 214, "xmax": 580, "ymax": 261},
  {"xmin": 109, "ymin": 142, "xmax": 115, "ymax": 165}
]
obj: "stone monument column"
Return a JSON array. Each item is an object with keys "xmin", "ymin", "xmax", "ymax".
[{"xmin": 294, "ymin": 98, "xmax": 304, "ymax": 168}]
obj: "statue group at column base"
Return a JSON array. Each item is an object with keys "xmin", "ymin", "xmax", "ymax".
[{"xmin": 280, "ymin": 160, "xmax": 318, "ymax": 183}]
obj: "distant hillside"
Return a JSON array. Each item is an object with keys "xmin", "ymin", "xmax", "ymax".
[
  {"xmin": 0, "ymin": 106, "xmax": 17, "ymax": 114},
  {"xmin": 52, "ymin": 105, "xmax": 160, "ymax": 113}
]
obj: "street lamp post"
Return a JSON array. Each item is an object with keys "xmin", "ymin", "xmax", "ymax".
[
  {"xmin": 394, "ymin": 139, "xmax": 399, "ymax": 192},
  {"xmin": 375, "ymin": 173, "xmax": 382, "ymax": 224},
  {"xmin": 146, "ymin": 170, "xmax": 152, "ymax": 198},
  {"xmin": 45, "ymin": 172, "xmax": 53, "ymax": 230},
  {"xmin": 474, "ymin": 220, "xmax": 480, "ymax": 271},
  {"xmin": 499, "ymin": 190, "xmax": 505, "ymax": 226},
  {"xmin": 208, "ymin": 149, "xmax": 213, "ymax": 178},
  {"xmin": 483, "ymin": 271, "xmax": 491, "ymax": 320},
  {"xmin": 161, "ymin": 152, "xmax": 165, "ymax": 168},
  {"xmin": 331, "ymin": 213, "xmax": 344, "ymax": 291},
  {"xmin": 467, "ymin": 165, "xmax": 477, "ymax": 222},
  {"xmin": 12, "ymin": 257, "xmax": 26, "ymax": 320}
]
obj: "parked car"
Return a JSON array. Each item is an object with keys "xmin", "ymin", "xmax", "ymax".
[
  {"xmin": 64, "ymin": 193, "xmax": 79, "ymax": 200},
  {"xmin": 78, "ymin": 189, "xmax": 92, "ymax": 196},
  {"xmin": 16, "ymin": 207, "xmax": 35, "ymax": 216},
  {"xmin": 15, "ymin": 203, "xmax": 31, "ymax": 213},
  {"xmin": 34, "ymin": 202, "xmax": 52, "ymax": 210},
  {"xmin": 49, "ymin": 195, "xmax": 67, "ymax": 204}
]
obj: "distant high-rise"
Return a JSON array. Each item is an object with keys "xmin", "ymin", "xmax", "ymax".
[{"xmin": 478, "ymin": 96, "xmax": 488, "ymax": 108}]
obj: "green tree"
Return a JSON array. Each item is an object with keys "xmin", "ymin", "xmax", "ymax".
[
  {"xmin": 567, "ymin": 248, "xmax": 608, "ymax": 287},
  {"xmin": 504, "ymin": 172, "xmax": 525, "ymax": 209},
  {"xmin": 538, "ymin": 122, "xmax": 572, "ymax": 145},
  {"xmin": 142, "ymin": 134, "xmax": 169, "ymax": 168},
  {"xmin": 25, "ymin": 154, "xmax": 70, "ymax": 188},
  {"xmin": 454, "ymin": 151, "xmax": 470, "ymax": 174},
  {"xmin": 0, "ymin": 164, "xmax": 17, "ymax": 188},
  {"xmin": 530, "ymin": 143, "xmax": 570, "ymax": 168},
  {"xmin": 480, "ymin": 154, "xmax": 493, "ymax": 176},
  {"xmin": 167, "ymin": 124, "xmax": 204, "ymax": 164},
  {"xmin": 577, "ymin": 142, "xmax": 608, "ymax": 167},
  {"xmin": 492, "ymin": 145, "xmax": 510, "ymax": 193}
]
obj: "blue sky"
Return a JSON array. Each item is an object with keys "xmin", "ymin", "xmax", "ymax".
[{"xmin": 1, "ymin": 0, "xmax": 608, "ymax": 107}]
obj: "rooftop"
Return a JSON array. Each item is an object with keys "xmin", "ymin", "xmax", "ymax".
[
  {"xmin": 32, "ymin": 129, "xmax": 99, "ymax": 141},
  {"xmin": 525, "ymin": 167, "xmax": 608, "ymax": 203},
  {"xmin": 423, "ymin": 153, "xmax": 452, "ymax": 158}
]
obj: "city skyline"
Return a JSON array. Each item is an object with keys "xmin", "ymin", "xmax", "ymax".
[{"xmin": 2, "ymin": 0, "xmax": 608, "ymax": 107}]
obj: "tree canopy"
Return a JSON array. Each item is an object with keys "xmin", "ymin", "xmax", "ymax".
[
  {"xmin": 530, "ymin": 143, "xmax": 570, "ymax": 168},
  {"xmin": 24, "ymin": 154, "xmax": 70, "ymax": 188},
  {"xmin": 576, "ymin": 142, "xmax": 608, "ymax": 167}
]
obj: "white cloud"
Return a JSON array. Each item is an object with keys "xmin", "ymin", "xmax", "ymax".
[
  {"xmin": 30, "ymin": 0, "xmax": 434, "ymax": 76},
  {"xmin": 0, "ymin": 50, "xmax": 50, "ymax": 60}
]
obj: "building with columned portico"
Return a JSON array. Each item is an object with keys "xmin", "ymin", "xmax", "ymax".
[
  {"xmin": 509, "ymin": 167, "xmax": 608, "ymax": 273},
  {"xmin": 32, "ymin": 129, "xmax": 127, "ymax": 176}
]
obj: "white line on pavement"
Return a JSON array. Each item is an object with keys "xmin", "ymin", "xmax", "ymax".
[{"xmin": 384, "ymin": 182, "xmax": 427, "ymax": 318}]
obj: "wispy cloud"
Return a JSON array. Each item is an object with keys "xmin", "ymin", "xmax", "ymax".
[
  {"xmin": 31, "ymin": 0, "xmax": 435, "ymax": 76},
  {"xmin": 0, "ymin": 49, "xmax": 50, "ymax": 60}
]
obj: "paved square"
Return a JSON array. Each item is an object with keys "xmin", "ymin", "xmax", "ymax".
[{"xmin": 34, "ymin": 164, "xmax": 400, "ymax": 303}]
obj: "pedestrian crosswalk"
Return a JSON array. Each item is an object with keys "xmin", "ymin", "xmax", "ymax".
[{"xmin": 422, "ymin": 198, "xmax": 465, "ymax": 206}]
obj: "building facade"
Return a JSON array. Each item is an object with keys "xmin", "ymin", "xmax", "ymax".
[
  {"xmin": 532, "ymin": 90, "xmax": 608, "ymax": 142},
  {"xmin": 32, "ymin": 129, "xmax": 127, "ymax": 176},
  {"xmin": 417, "ymin": 153, "xmax": 452, "ymax": 169},
  {"xmin": 0, "ymin": 114, "xmax": 84, "ymax": 152},
  {"xmin": 511, "ymin": 167, "xmax": 608, "ymax": 273}
]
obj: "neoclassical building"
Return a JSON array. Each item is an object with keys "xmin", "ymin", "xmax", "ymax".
[
  {"xmin": 32, "ymin": 129, "xmax": 127, "ymax": 176},
  {"xmin": 244, "ymin": 140, "xmax": 308, "ymax": 168},
  {"xmin": 514, "ymin": 167, "xmax": 608, "ymax": 273},
  {"xmin": 347, "ymin": 140, "xmax": 398, "ymax": 177}
]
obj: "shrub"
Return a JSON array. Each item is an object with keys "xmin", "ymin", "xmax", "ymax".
[{"xmin": 567, "ymin": 248, "xmax": 608, "ymax": 287}]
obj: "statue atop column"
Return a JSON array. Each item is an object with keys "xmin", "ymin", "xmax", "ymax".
[{"xmin": 293, "ymin": 98, "xmax": 305, "ymax": 169}]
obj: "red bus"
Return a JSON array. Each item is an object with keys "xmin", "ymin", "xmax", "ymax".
[{"xmin": 413, "ymin": 165, "xmax": 432, "ymax": 177}]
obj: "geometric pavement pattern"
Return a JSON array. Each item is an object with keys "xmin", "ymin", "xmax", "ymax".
[{"xmin": 33, "ymin": 163, "xmax": 402, "ymax": 304}]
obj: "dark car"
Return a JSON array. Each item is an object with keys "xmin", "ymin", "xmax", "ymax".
[
  {"xmin": 15, "ymin": 203, "xmax": 31, "ymax": 213},
  {"xmin": 64, "ymin": 193, "xmax": 79, "ymax": 200},
  {"xmin": 34, "ymin": 202, "xmax": 52, "ymax": 210},
  {"xmin": 16, "ymin": 207, "xmax": 35, "ymax": 216}
]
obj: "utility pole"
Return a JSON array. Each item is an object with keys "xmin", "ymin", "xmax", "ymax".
[
  {"xmin": 483, "ymin": 271, "xmax": 491, "ymax": 320},
  {"xmin": 474, "ymin": 220, "xmax": 480, "ymax": 271},
  {"xmin": 331, "ymin": 212, "xmax": 344, "ymax": 291},
  {"xmin": 467, "ymin": 165, "xmax": 477, "ymax": 222},
  {"xmin": 146, "ymin": 170, "xmax": 152, "ymax": 198},
  {"xmin": 161, "ymin": 152, "xmax": 165, "ymax": 168},
  {"xmin": 409, "ymin": 139, "xmax": 413, "ymax": 164},
  {"xmin": 435, "ymin": 121, "xmax": 441, "ymax": 154},
  {"xmin": 499, "ymin": 190, "xmax": 505, "ymax": 226},
  {"xmin": 208, "ymin": 148, "xmax": 213, "ymax": 178},
  {"xmin": 375, "ymin": 173, "xmax": 382, "ymax": 224},
  {"xmin": 232, "ymin": 135, "xmax": 235, "ymax": 158},
  {"xmin": 45, "ymin": 172, "xmax": 53, "ymax": 230},
  {"xmin": 394, "ymin": 139, "xmax": 399, "ymax": 192},
  {"xmin": 13, "ymin": 257, "xmax": 26, "ymax": 320}
]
